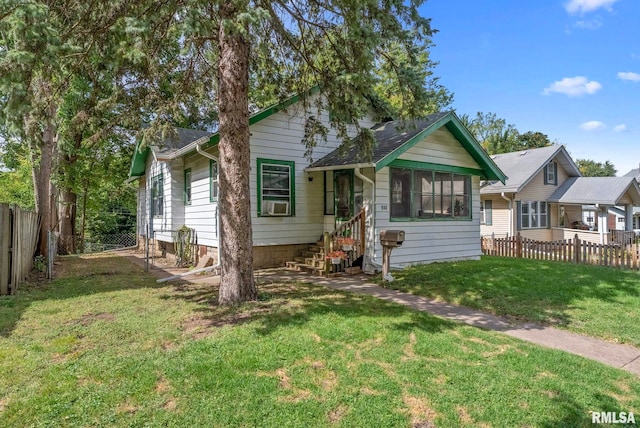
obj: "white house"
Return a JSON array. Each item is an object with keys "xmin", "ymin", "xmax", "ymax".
[{"xmin": 128, "ymin": 94, "xmax": 505, "ymax": 272}]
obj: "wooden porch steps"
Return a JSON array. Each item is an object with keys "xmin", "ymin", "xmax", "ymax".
[{"xmin": 284, "ymin": 242, "xmax": 362, "ymax": 277}]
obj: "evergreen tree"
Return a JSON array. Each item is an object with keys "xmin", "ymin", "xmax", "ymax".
[{"xmin": 1, "ymin": 0, "xmax": 450, "ymax": 303}]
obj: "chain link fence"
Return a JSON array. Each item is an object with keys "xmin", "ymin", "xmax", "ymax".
[{"xmin": 80, "ymin": 233, "xmax": 137, "ymax": 253}]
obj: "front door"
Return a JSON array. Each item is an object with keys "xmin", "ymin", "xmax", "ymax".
[{"xmin": 334, "ymin": 170, "xmax": 363, "ymax": 227}]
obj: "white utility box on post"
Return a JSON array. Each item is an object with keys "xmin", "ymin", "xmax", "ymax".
[{"xmin": 379, "ymin": 230, "xmax": 405, "ymax": 282}]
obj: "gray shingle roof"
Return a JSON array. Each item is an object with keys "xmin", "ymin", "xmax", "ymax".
[
  {"xmin": 152, "ymin": 128, "xmax": 212, "ymax": 160},
  {"xmin": 623, "ymin": 168, "xmax": 640, "ymax": 180},
  {"xmin": 548, "ymin": 176, "xmax": 640, "ymax": 205},
  {"xmin": 480, "ymin": 145, "xmax": 580, "ymax": 194},
  {"xmin": 307, "ymin": 112, "xmax": 449, "ymax": 168}
]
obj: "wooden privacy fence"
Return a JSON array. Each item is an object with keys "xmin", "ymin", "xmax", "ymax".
[
  {"xmin": 0, "ymin": 203, "xmax": 40, "ymax": 295},
  {"xmin": 481, "ymin": 232, "xmax": 640, "ymax": 270}
]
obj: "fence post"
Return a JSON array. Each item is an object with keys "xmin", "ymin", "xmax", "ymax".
[
  {"xmin": 0, "ymin": 204, "xmax": 10, "ymax": 295},
  {"xmin": 145, "ymin": 223, "xmax": 149, "ymax": 272},
  {"xmin": 516, "ymin": 232, "xmax": 523, "ymax": 258},
  {"xmin": 573, "ymin": 234, "xmax": 580, "ymax": 264},
  {"xmin": 489, "ymin": 232, "xmax": 498, "ymax": 256}
]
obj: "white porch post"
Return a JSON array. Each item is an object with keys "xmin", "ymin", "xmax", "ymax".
[
  {"xmin": 625, "ymin": 204, "xmax": 633, "ymax": 231},
  {"xmin": 598, "ymin": 206, "xmax": 607, "ymax": 244}
]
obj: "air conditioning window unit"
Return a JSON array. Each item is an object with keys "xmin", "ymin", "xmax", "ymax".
[{"xmin": 267, "ymin": 200, "xmax": 289, "ymax": 216}]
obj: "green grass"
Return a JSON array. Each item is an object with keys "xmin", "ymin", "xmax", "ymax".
[
  {"xmin": 381, "ymin": 256, "xmax": 640, "ymax": 346},
  {"xmin": 0, "ymin": 254, "xmax": 639, "ymax": 427}
]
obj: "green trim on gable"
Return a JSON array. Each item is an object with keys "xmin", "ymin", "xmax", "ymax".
[
  {"xmin": 388, "ymin": 159, "xmax": 485, "ymax": 177},
  {"xmin": 128, "ymin": 141, "xmax": 150, "ymax": 178},
  {"xmin": 374, "ymin": 112, "xmax": 506, "ymax": 184}
]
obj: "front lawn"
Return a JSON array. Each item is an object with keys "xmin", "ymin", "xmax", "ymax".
[
  {"xmin": 383, "ymin": 257, "xmax": 640, "ymax": 346},
  {"xmin": 0, "ymin": 254, "xmax": 638, "ymax": 427}
]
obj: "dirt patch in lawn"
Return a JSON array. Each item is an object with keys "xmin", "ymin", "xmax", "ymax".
[
  {"xmin": 327, "ymin": 404, "xmax": 349, "ymax": 424},
  {"xmin": 403, "ymin": 394, "xmax": 437, "ymax": 428},
  {"xmin": 75, "ymin": 312, "xmax": 116, "ymax": 326}
]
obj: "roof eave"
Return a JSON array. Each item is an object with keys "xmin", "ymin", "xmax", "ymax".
[{"xmin": 305, "ymin": 162, "xmax": 375, "ymax": 172}]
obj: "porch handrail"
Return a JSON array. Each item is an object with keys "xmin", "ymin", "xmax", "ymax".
[{"xmin": 324, "ymin": 208, "xmax": 366, "ymax": 275}]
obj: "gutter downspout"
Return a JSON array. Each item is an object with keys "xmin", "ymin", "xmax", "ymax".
[
  {"xmin": 354, "ymin": 168, "xmax": 403, "ymax": 273},
  {"xmin": 500, "ymin": 192, "xmax": 513, "ymax": 237},
  {"xmin": 157, "ymin": 142, "xmax": 222, "ymax": 283}
]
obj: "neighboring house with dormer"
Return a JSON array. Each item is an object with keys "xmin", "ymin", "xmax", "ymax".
[
  {"xmin": 623, "ymin": 166, "xmax": 640, "ymax": 230},
  {"xmin": 128, "ymin": 92, "xmax": 506, "ymax": 273},
  {"xmin": 480, "ymin": 146, "xmax": 640, "ymax": 244}
]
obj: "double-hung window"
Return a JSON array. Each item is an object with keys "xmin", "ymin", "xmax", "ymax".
[
  {"xmin": 258, "ymin": 158, "xmax": 295, "ymax": 216},
  {"xmin": 481, "ymin": 200, "xmax": 492, "ymax": 225},
  {"xmin": 544, "ymin": 162, "xmax": 557, "ymax": 185},
  {"xmin": 390, "ymin": 165, "xmax": 471, "ymax": 220},
  {"xmin": 519, "ymin": 201, "xmax": 548, "ymax": 229},
  {"xmin": 184, "ymin": 169, "xmax": 192, "ymax": 205},
  {"xmin": 151, "ymin": 174, "xmax": 163, "ymax": 217},
  {"xmin": 210, "ymin": 160, "xmax": 219, "ymax": 202}
]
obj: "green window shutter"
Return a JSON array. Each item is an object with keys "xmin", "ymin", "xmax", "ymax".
[
  {"xmin": 553, "ymin": 162, "xmax": 558, "ymax": 185},
  {"xmin": 485, "ymin": 200, "xmax": 492, "ymax": 225},
  {"xmin": 547, "ymin": 204, "xmax": 551, "ymax": 229},
  {"xmin": 543, "ymin": 165, "xmax": 549, "ymax": 185},
  {"xmin": 516, "ymin": 201, "xmax": 522, "ymax": 231}
]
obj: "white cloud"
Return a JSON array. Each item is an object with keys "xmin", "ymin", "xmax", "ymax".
[
  {"xmin": 542, "ymin": 76, "xmax": 602, "ymax": 96},
  {"xmin": 617, "ymin": 71, "xmax": 640, "ymax": 82},
  {"xmin": 613, "ymin": 124, "xmax": 628, "ymax": 132},
  {"xmin": 579, "ymin": 121, "xmax": 606, "ymax": 131},
  {"xmin": 565, "ymin": 0, "xmax": 618, "ymax": 14},
  {"xmin": 573, "ymin": 19, "xmax": 602, "ymax": 30}
]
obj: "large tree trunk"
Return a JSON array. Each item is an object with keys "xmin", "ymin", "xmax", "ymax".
[
  {"xmin": 30, "ymin": 91, "xmax": 58, "ymax": 258},
  {"xmin": 58, "ymin": 186, "xmax": 77, "ymax": 254},
  {"xmin": 217, "ymin": 0, "xmax": 257, "ymax": 304}
]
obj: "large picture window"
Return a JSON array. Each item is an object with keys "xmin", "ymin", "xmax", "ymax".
[
  {"xmin": 390, "ymin": 166, "xmax": 471, "ymax": 220},
  {"xmin": 519, "ymin": 201, "xmax": 548, "ymax": 229},
  {"xmin": 151, "ymin": 174, "xmax": 163, "ymax": 217},
  {"xmin": 258, "ymin": 158, "xmax": 295, "ymax": 216}
]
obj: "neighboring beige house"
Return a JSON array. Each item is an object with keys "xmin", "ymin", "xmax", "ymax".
[
  {"xmin": 480, "ymin": 145, "xmax": 640, "ymax": 244},
  {"xmin": 623, "ymin": 166, "xmax": 640, "ymax": 230}
]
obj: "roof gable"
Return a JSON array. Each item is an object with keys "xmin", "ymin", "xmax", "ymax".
[
  {"xmin": 548, "ymin": 176, "xmax": 640, "ymax": 205},
  {"xmin": 480, "ymin": 145, "xmax": 581, "ymax": 194},
  {"xmin": 307, "ymin": 111, "xmax": 506, "ymax": 182}
]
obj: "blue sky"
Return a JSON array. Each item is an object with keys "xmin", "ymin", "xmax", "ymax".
[{"xmin": 421, "ymin": 0, "xmax": 639, "ymax": 176}]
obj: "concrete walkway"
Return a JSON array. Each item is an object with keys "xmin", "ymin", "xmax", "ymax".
[{"xmin": 120, "ymin": 252, "xmax": 640, "ymax": 376}]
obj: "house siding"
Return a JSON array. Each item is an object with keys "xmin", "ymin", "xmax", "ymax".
[
  {"xmin": 480, "ymin": 196, "xmax": 510, "ymax": 237},
  {"xmin": 137, "ymin": 177, "xmax": 147, "ymax": 238},
  {"xmin": 513, "ymin": 157, "xmax": 570, "ymax": 242},
  {"xmin": 517, "ymin": 158, "xmax": 569, "ymax": 201},
  {"xmin": 166, "ymin": 101, "xmax": 375, "ymax": 251},
  {"xmin": 374, "ymin": 130, "xmax": 484, "ymax": 266},
  {"xmin": 183, "ymin": 152, "xmax": 220, "ymax": 246},
  {"xmin": 145, "ymin": 158, "xmax": 174, "ymax": 242},
  {"xmin": 249, "ymin": 107, "xmax": 373, "ymax": 247},
  {"xmin": 396, "ymin": 128, "xmax": 478, "ymax": 168}
]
